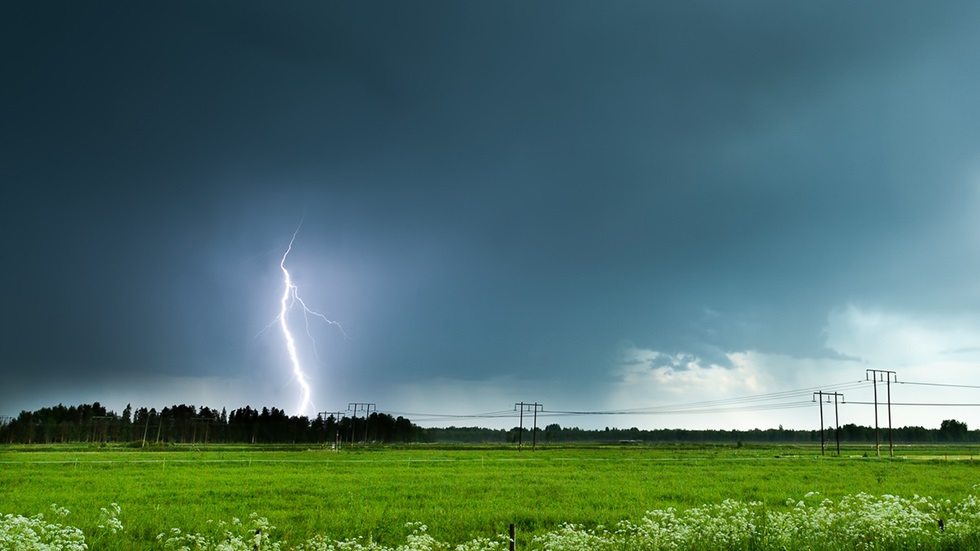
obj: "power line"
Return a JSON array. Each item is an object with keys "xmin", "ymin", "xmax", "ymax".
[
  {"xmin": 898, "ymin": 381, "xmax": 980, "ymax": 390},
  {"xmin": 544, "ymin": 401, "xmax": 816, "ymax": 417},
  {"xmin": 846, "ymin": 401, "xmax": 980, "ymax": 407},
  {"xmin": 384, "ymin": 410, "xmax": 517, "ymax": 419},
  {"xmin": 385, "ymin": 381, "xmax": 870, "ymax": 423},
  {"xmin": 549, "ymin": 380, "xmax": 868, "ymax": 416},
  {"xmin": 382, "ymin": 410, "xmax": 519, "ymax": 424},
  {"xmin": 374, "ymin": 377, "xmax": 977, "ymax": 427}
]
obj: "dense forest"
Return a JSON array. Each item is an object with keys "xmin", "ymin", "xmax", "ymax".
[
  {"xmin": 0, "ymin": 403, "xmax": 425, "ymax": 445},
  {"xmin": 0, "ymin": 403, "xmax": 975, "ymax": 445}
]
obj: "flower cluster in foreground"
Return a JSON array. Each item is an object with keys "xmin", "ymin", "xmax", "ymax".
[
  {"xmin": 5, "ymin": 492, "xmax": 980, "ymax": 550},
  {"xmin": 0, "ymin": 504, "xmax": 95, "ymax": 551},
  {"xmin": 534, "ymin": 492, "xmax": 972, "ymax": 551}
]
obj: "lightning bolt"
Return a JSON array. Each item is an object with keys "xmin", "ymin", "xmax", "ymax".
[{"xmin": 273, "ymin": 225, "xmax": 346, "ymax": 417}]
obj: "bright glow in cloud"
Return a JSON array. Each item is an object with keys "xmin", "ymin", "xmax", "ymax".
[
  {"xmin": 826, "ymin": 305, "xmax": 980, "ymax": 366},
  {"xmin": 609, "ymin": 304, "xmax": 980, "ymax": 431},
  {"xmin": 617, "ymin": 348, "xmax": 769, "ymax": 396}
]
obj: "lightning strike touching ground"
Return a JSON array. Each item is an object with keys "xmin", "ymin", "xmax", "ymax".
[{"xmin": 274, "ymin": 227, "xmax": 346, "ymax": 417}]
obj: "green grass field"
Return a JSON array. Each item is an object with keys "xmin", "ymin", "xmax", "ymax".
[{"xmin": 3, "ymin": 443, "xmax": 980, "ymax": 550}]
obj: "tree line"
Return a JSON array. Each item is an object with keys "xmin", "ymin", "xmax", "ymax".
[
  {"xmin": 1, "ymin": 403, "xmax": 974, "ymax": 445},
  {"xmin": 0, "ymin": 403, "xmax": 427, "ymax": 445},
  {"xmin": 423, "ymin": 419, "xmax": 977, "ymax": 444}
]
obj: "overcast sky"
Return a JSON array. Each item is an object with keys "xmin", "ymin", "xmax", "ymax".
[{"xmin": 3, "ymin": 2, "xmax": 980, "ymax": 431}]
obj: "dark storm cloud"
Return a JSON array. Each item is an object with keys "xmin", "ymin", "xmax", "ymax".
[{"xmin": 3, "ymin": 2, "xmax": 980, "ymax": 416}]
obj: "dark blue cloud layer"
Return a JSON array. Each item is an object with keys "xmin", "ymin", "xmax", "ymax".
[{"xmin": 3, "ymin": 2, "xmax": 979, "ymax": 413}]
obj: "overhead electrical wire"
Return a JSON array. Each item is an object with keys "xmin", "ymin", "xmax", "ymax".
[
  {"xmin": 378, "ymin": 378, "xmax": 980, "ymax": 424},
  {"xmin": 845, "ymin": 401, "xmax": 980, "ymax": 407},
  {"xmin": 897, "ymin": 380, "xmax": 980, "ymax": 390},
  {"xmin": 380, "ymin": 380, "xmax": 873, "ymax": 422},
  {"xmin": 546, "ymin": 380, "xmax": 868, "ymax": 416},
  {"xmin": 381, "ymin": 410, "xmax": 518, "ymax": 424}
]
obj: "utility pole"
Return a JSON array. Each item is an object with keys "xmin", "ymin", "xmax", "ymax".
[
  {"xmin": 191, "ymin": 417, "xmax": 212, "ymax": 445},
  {"xmin": 832, "ymin": 392, "xmax": 843, "ymax": 456},
  {"xmin": 0, "ymin": 416, "xmax": 11, "ymax": 445},
  {"xmin": 347, "ymin": 403, "xmax": 376, "ymax": 444},
  {"xmin": 514, "ymin": 402, "xmax": 543, "ymax": 451},
  {"xmin": 532, "ymin": 403, "xmax": 543, "ymax": 450},
  {"xmin": 92, "ymin": 415, "xmax": 113, "ymax": 444},
  {"xmin": 156, "ymin": 414, "xmax": 173, "ymax": 444},
  {"xmin": 515, "ymin": 402, "xmax": 524, "ymax": 450},
  {"xmin": 141, "ymin": 410, "xmax": 153, "ymax": 448},
  {"xmin": 319, "ymin": 411, "xmax": 344, "ymax": 450},
  {"xmin": 813, "ymin": 392, "xmax": 826, "ymax": 455},
  {"xmin": 866, "ymin": 370, "xmax": 897, "ymax": 457},
  {"xmin": 814, "ymin": 392, "xmax": 844, "ymax": 456}
]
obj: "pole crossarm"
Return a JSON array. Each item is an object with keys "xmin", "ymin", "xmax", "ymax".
[{"xmin": 318, "ymin": 411, "xmax": 345, "ymax": 422}]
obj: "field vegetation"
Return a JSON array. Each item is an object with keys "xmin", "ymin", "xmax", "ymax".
[{"xmin": 4, "ymin": 443, "xmax": 980, "ymax": 549}]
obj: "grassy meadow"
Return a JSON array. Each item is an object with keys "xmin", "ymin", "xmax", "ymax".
[{"xmin": 3, "ymin": 443, "xmax": 980, "ymax": 550}]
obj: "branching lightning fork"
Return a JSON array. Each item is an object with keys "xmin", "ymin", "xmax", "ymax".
[{"xmin": 272, "ymin": 226, "xmax": 346, "ymax": 417}]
